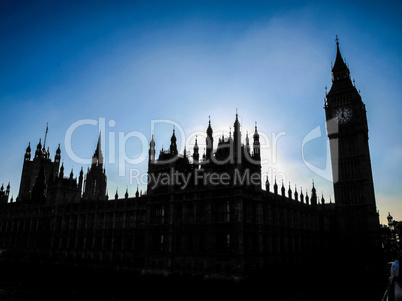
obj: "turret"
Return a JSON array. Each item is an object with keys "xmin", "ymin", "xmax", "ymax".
[
  {"xmin": 0, "ymin": 183, "xmax": 9, "ymax": 204},
  {"xmin": 55, "ymin": 144, "xmax": 61, "ymax": 163},
  {"xmin": 233, "ymin": 112, "xmax": 241, "ymax": 163},
  {"xmin": 245, "ymin": 132, "xmax": 250, "ymax": 154},
  {"xmin": 288, "ymin": 183, "xmax": 292, "ymax": 199},
  {"xmin": 193, "ymin": 136, "xmax": 199, "ymax": 164},
  {"xmin": 281, "ymin": 181, "xmax": 285, "ymax": 197},
  {"xmin": 35, "ymin": 139, "xmax": 42, "ymax": 158},
  {"xmin": 92, "ymin": 133, "xmax": 104, "ymax": 166},
  {"xmin": 59, "ymin": 163, "xmax": 64, "ymax": 179},
  {"xmin": 170, "ymin": 129, "xmax": 178, "ymax": 157},
  {"xmin": 206, "ymin": 117, "xmax": 213, "ymax": 160},
  {"xmin": 83, "ymin": 134, "xmax": 107, "ymax": 201},
  {"xmin": 149, "ymin": 135, "xmax": 156, "ymax": 163},
  {"xmin": 253, "ymin": 122, "xmax": 261, "ymax": 161},
  {"xmin": 265, "ymin": 177, "xmax": 270, "ymax": 192},
  {"xmin": 78, "ymin": 167, "xmax": 83, "ymax": 196},
  {"xmin": 387, "ymin": 212, "xmax": 393, "ymax": 226},
  {"xmin": 274, "ymin": 178, "xmax": 278, "ymax": 195},
  {"xmin": 25, "ymin": 142, "xmax": 31, "ymax": 161},
  {"xmin": 311, "ymin": 181, "xmax": 317, "ymax": 206},
  {"xmin": 183, "ymin": 147, "xmax": 188, "ymax": 161}
]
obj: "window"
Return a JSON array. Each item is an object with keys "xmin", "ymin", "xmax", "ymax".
[{"xmin": 225, "ymin": 201, "xmax": 230, "ymax": 222}]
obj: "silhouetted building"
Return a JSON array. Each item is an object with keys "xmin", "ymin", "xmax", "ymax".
[
  {"xmin": 325, "ymin": 36, "xmax": 381, "ymax": 261},
  {"xmin": 17, "ymin": 125, "xmax": 83, "ymax": 204},
  {"xmin": 0, "ymin": 183, "xmax": 10, "ymax": 204},
  {"xmin": 0, "ymin": 39, "xmax": 381, "ymax": 281}
]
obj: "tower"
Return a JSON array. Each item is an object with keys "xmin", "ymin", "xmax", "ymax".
[
  {"xmin": 233, "ymin": 112, "xmax": 241, "ymax": 163},
  {"xmin": 83, "ymin": 133, "xmax": 107, "ymax": 200},
  {"xmin": 387, "ymin": 212, "xmax": 394, "ymax": 230},
  {"xmin": 0, "ymin": 183, "xmax": 10, "ymax": 204},
  {"xmin": 206, "ymin": 117, "xmax": 213, "ymax": 161},
  {"xmin": 324, "ymin": 37, "xmax": 380, "ymax": 257},
  {"xmin": 252, "ymin": 122, "xmax": 261, "ymax": 161},
  {"xmin": 149, "ymin": 135, "xmax": 156, "ymax": 164},
  {"xmin": 310, "ymin": 181, "xmax": 317, "ymax": 206},
  {"xmin": 17, "ymin": 125, "xmax": 60, "ymax": 202},
  {"xmin": 170, "ymin": 129, "xmax": 178, "ymax": 157},
  {"xmin": 193, "ymin": 136, "xmax": 199, "ymax": 164}
]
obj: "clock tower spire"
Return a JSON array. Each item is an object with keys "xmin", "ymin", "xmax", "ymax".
[{"xmin": 324, "ymin": 36, "xmax": 380, "ymax": 259}]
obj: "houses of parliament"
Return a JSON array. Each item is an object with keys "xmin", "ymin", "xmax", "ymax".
[{"xmin": 0, "ymin": 40, "xmax": 381, "ymax": 281}]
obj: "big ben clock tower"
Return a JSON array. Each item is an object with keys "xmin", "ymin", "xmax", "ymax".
[{"xmin": 325, "ymin": 37, "xmax": 380, "ymax": 257}]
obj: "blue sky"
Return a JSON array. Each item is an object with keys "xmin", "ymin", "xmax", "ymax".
[{"xmin": 0, "ymin": 0, "xmax": 401, "ymax": 223}]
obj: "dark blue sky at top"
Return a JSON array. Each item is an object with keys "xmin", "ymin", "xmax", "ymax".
[{"xmin": 1, "ymin": 0, "xmax": 399, "ymax": 99}]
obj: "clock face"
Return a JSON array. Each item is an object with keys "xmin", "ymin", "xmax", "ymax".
[{"xmin": 333, "ymin": 107, "xmax": 352, "ymax": 124}]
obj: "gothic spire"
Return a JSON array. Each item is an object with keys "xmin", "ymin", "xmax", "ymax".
[
  {"xmin": 244, "ymin": 131, "xmax": 250, "ymax": 155},
  {"xmin": 149, "ymin": 135, "xmax": 156, "ymax": 163},
  {"xmin": 206, "ymin": 116, "xmax": 213, "ymax": 160},
  {"xmin": 305, "ymin": 189, "xmax": 310, "ymax": 205},
  {"xmin": 207, "ymin": 115, "xmax": 213, "ymax": 136},
  {"xmin": 233, "ymin": 111, "xmax": 241, "ymax": 161},
  {"xmin": 35, "ymin": 138, "xmax": 43, "ymax": 158},
  {"xmin": 331, "ymin": 35, "xmax": 351, "ymax": 82},
  {"xmin": 193, "ymin": 136, "xmax": 199, "ymax": 163},
  {"xmin": 55, "ymin": 143, "xmax": 61, "ymax": 162},
  {"xmin": 92, "ymin": 132, "xmax": 104, "ymax": 166},
  {"xmin": 311, "ymin": 180, "xmax": 317, "ymax": 206},
  {"xmin": 273, "ymin": 177, "xmax": 278, "ymax": 194},
  {"xmin": 25, "ymin": 142, "xmax": 31, "ymax": 161},
  {"xmin": 288, "ymin": 182, "xmax": 292, "ymax": 199},
  {"xmin": 265, "ymin": 175, "xmax": 270, "ymax": 192},
  {"xmin": 170, "ymin": 128, "xmax": 178, "ymax": 156},
  {"xmin": 59, "ymin": 162, "xmax": 64, "ymax": 178},
  {"xmin": 281, "ymin": 180, "xmax": 285, "ymax": 196},
  {"xmin": 253, "ymin": 122, "xmax": 261, "ymax": 160}
]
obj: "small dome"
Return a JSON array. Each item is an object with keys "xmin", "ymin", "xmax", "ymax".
[{"xmin": 37, "ymin": 139, "xmax": 42, "ymax": 150}]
